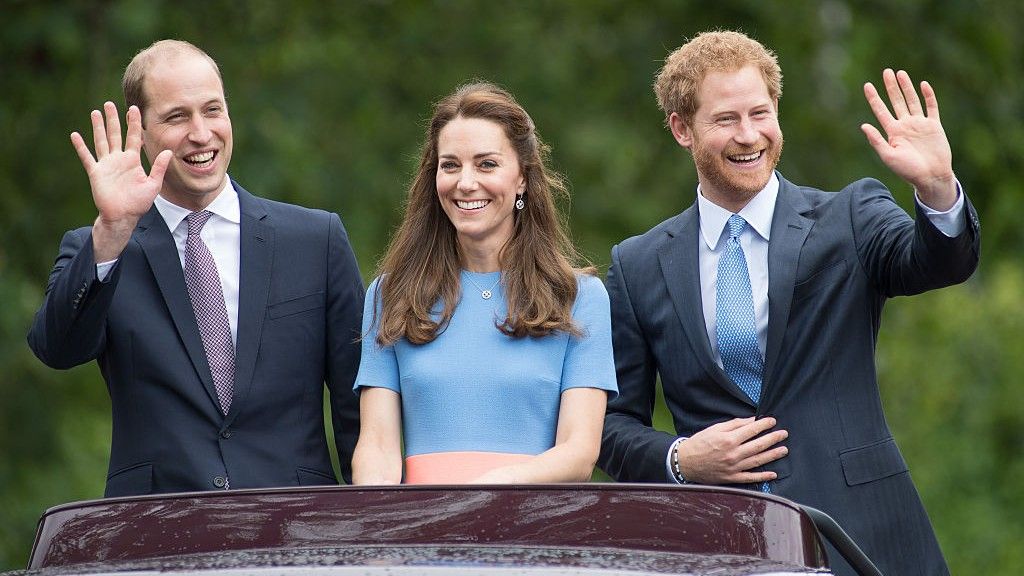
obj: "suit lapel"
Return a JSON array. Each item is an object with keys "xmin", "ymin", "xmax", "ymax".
[
  {"xmin": 225, "ymin": 183, "xmax": 272, "ymax": 425},
  {"xmin": 136, "ymin": 207, "xmax": 222, "ymax": 409},
  {"xmin": 658, "ymin": 207, "xmax": 754, "ymax": 406},
  {"xmin": 762, "ymin": 176, "xmax": 814, "ymax": 397}
]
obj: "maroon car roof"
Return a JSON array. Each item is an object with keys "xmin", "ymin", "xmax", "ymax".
[{"xmin": 25, "ymin": 484, "xmax": 831, "ymax": 575}]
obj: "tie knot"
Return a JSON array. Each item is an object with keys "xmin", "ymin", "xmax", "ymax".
[
  {"xmin": 186, "ymin": 211, "xmax": 213, "ymax": 236},
  {"xmin": 727, "ymin": 214, "xmax": 747, "ymax": 239}
]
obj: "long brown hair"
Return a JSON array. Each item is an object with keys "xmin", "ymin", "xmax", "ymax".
[{"xmin": 374, "ymin": 81, "xmax": 593, "ymax": 346}]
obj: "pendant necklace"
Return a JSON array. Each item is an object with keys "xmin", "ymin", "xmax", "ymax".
[{"xmin": 464, "ymin": 272, "xmax": 502, "ymax": 300}]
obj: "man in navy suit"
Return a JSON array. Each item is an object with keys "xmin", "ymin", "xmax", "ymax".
[
  {"xmin": 598, "ymin": 31, "xmax": 978, "ymax": 576},
  {"xmin": 29, "ymin": 40, "xmax": 364, "ymax": 497}
]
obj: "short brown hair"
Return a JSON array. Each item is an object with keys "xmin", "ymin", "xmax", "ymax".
[
  {"xmin": 122, "ymin": 39, "xmax": 223, "ymax": 117},
  {"xmin": 654, "ymin": 30, "xmax": 782, "ymax": 127}
]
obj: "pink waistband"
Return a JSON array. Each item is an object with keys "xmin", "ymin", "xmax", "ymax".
[{"xmin": 405, "ymin": 452, "xmax": 533, "ymax": 484}]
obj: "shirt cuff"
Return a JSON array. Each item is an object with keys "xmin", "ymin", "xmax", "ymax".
[
  {"xmin": 915, "ymin": 180, "xmax": 966, "ymax": 237},
  {"xmin": 96, "ymin": 259, "xmax": 118, "ymax": 282}
]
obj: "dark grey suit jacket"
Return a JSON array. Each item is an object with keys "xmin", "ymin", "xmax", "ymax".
[
  {"xmin": 599, "ymin": 173, "xmax": 979, "ymax": 576},
  {"xmin": 29, "ymin": 181, "xmax": 364, "ymax": 497}
]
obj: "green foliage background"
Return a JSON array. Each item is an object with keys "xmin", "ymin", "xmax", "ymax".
[{"xmin": 2, "ymin": 0, "xmax": 1022, "ymax": 572}]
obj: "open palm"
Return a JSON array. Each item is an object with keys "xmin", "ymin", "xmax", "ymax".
[
  {"xmin": 861, "ymin": 69, "xmax": 956, "ymax": 208},
  {"xmin": 71, "ymin": 102, "xmax": 171, "ymax": 225}
]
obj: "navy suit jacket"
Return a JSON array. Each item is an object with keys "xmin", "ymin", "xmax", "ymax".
[
  {"xmin": 599, "ymin": 173, "xmax": 979, "ymax": 576},
  {"xmin": 29, "ymin": 181, "xmax": 364, "ymax": 497}
]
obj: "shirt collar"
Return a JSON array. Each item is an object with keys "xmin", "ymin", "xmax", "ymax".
[
  {"xmin": 697, "ymin": 172, "xmax": 779, "ymax": 250},
  {"xmin": 154, "ymin": 176, "xmax": 241, "ymax": 232}
]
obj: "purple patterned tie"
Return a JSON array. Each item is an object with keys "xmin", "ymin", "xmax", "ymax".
[{"xmin": 184, "ymin": 211, "xmax": 234, "ymax": 415}]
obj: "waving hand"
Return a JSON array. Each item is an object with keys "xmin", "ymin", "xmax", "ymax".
[
  {"xmin": 70, "ymin": 102, "xmax": 172, "ymax": 261},
  {"xmin": 861, "ymin": 69, "xmax": 957, "ymax": 210}
]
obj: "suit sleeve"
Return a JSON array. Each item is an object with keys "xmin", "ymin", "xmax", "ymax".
[
  {"xmin": 598, "ymin": 243, "xmax": 678, "ymax": 482},
  {"xmin": 851, "ymin": 178, "xmax": 980, "ymax": 297},
  {"xmin": 324, "ymin": 213, "xmax": 365, "ymax": 484},
  {"xmin": 27, "ymin": 228, "xmax": 120, "ymax": 369}
]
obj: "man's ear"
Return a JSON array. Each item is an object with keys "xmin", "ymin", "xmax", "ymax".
[{"xmin": 668, "ymin": 112, "xmax": 693, "ymax": 150}]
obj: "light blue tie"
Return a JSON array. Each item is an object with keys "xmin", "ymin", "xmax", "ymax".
[
  {"xmin": 716, "ymin": 215, "xmax": 770, "ymax": 493},
  {"xmin": 716, "ymin": 215, "xmax": 764, "ymax": 404}
]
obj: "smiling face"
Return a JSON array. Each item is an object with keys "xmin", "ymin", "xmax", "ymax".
[
  {"xmin": 670, "ymin": 65, "xmax": 783, "ymax": 213},
  {"xmin": 141, "ymin": 52, "xmax": 233, "ymax": 211},
  {"xmin": 435, "ymin": 116, "xmax": 526, "ymax": 267}
]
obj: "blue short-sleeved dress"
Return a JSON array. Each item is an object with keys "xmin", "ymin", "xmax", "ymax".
[{"xmin": 354, "ymin": 271, "xmax": 617, "ymax": 483}]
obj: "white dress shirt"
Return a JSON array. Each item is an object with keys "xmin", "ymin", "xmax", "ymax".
[
  {"xmin": 96, "ymin": 176, "xmax": 241, "ymax": 344},
  {"xmin": 697, "ymin": 175, "xmax": 778, "ymax": 362}
]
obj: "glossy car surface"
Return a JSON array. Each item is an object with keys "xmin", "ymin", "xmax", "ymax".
[{"xmin": 20, "ymin": 484, "xmax": 833, "ymax": 575}]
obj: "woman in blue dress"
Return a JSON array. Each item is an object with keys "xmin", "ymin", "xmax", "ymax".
[{"xmin": 352, "ymin": 82, "xmax": 617, "ymax": 484}]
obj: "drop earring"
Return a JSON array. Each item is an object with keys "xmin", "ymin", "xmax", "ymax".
[{"xmin": 515, "ymin": 194, "xmax": 525, "ymax": 210}]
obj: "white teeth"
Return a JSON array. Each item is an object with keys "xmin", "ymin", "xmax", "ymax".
[
  {"xmin": 730, "ymin": 151, "xmax": 761, "ymax": 162},
  {"xmin": 456, "ymin": 200, "xmax": 489, "ymax": 210},
  {"xmin": 185, "ymin": 151, "xmax": 215, "ymax": 164}
]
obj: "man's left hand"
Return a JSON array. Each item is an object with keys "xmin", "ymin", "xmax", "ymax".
[{"xmin": 861, "ymin": 68, "xmax": 957, "ymax": 210}]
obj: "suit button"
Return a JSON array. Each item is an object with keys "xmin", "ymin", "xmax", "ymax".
[
  {"xmin": 213, "ymin": 476, "xmax": 227, "ymax": 488},
  {"xmin": 220, "ymin": 430, "xmax": 232, "ymax": 439}
]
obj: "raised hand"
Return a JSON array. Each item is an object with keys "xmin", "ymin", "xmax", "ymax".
[
  {"xmin": 677, "ymin": 416, "xmax": 788, "ymax": 485},
  {"xmin": 70, "ymin": 102, "xmax": 172, "ymax": 261},
  {"xmin": 861, "ymin": 69, "xmax": 957, "ymax": 210}
]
